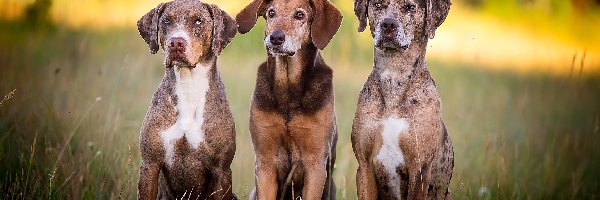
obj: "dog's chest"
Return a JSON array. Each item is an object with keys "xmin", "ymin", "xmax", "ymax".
[
  {"xmin": 162, "ymin": 66, "xmax": 210, "ymax": 166},
  {"xmin": 374, "ymin": 116, "xmax": 410, "ymax": 196}
]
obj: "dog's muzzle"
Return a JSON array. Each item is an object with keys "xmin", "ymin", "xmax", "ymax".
[
  {"xmin": 265, "ymin": 30, "xmax": 296, "ymax": 56},
  {"xmin": 166, "ymin": 37, "xmax": 193, "ymax": 67},
  {"xmin": 376, "ymin": 18, "xmax": 409, "ymax": 51}
]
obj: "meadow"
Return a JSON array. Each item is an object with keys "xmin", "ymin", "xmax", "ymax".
[{"xmin": 1, "ymin": 1, "xmax": 600, "ymax": 199}]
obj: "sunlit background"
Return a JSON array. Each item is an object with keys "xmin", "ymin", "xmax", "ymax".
[{"xmin": 1, "ymin": 0, "xmax": 599, "ymax": 199}]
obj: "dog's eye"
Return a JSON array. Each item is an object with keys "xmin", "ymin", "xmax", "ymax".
[
  {"xmin": 374, "ymin": 3, "xmax": 382, "ymax": 9},
  {"xmin": 163, "ymin": 18, "xmax": 170, "ymax": 24},
  {"xmin": 268, "ymin": 9, "xmax": 276, "ymax": 18},
  {"xmin": 194, "ymin": 19, "xmax": 202, "ymax": 25},
  {"xmin": 403, "ymin": 4, "xmax": 416, "ymax": 12},
  {"xmin": 294, "ymin": 11, "xmax": 305, "ymax": 20}
]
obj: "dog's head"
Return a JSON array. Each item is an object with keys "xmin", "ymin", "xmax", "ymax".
[
  {"xmin": 137, "ymin": 0, "xmax": 237, "ymax": 67},
  {"xmin": 236, "ymin": 0, "xmax": 342, "ymax": 57},
  {"xmin": 354, "ymin": 0, "xmax": 450, "ymax": 51}
]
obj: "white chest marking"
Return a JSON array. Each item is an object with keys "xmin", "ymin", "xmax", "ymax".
[
  {"xmin": 162, "ymin": 65, "xmax": 210, "ymax": 166},
  {"xmin": 376, "ymin": 116, "xmax": 409, "ymax": 198}
]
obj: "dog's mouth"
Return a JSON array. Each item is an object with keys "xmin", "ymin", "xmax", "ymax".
[
  {"xmin": 266, "ymin": 43, "xmax": 296, "ymax": 57},
  {"xmin": 375, "ymin": 37, "xmax": 409, "ymax": 51},
  {"xmin": 267, "ymin": 45, "xmax": 296, "ymax": 57},
  {"xmin": 166, "ymin": 51, "xmax": 194, "ymax": 67}
]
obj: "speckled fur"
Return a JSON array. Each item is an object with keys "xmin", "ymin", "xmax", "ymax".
[
  {"xmin": 351, "ymin": 0, "xmax": 453, "ymax": 199},
  {"xmin": 236, "ymin": 0, "xmax": 342, "ymax": 199},
  {"xmin": 136, "ymin": 1, "xmax": 238, "ymax": 199}
]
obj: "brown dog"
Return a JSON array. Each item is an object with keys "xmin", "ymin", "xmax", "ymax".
[
  {"xmin": 351, "ymin": 0, "xmax": 453, "ymax": 199},
  {"xmin": 235, "ymin": 0, "xmax": 342, "ymax": 199},
  {"xmin": 136, "ymin": 0, "xmax": 237, "ymax": 199}
]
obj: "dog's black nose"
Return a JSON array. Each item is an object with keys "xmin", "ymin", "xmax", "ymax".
[
  {"xmin": 169, "ymin": 37, "xmax": 186, "ymax": 49},
  {"xmin": 270, "ymin": 30, "xmax": 286, "ymax": 46},
  {"xmin": 381, "ymin": 18, "xmax": 399, "ymax": 32}
]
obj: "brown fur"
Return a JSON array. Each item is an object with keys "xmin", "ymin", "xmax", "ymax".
[
  {"xmin": 235, "ymin": 0, "xmax": 342, "ymax": 199},
  {"xmin": 136, "ymin": 1, "xmax": 237, "ymax": 199},
  {"xmin": 351, "ymin": 0, "xmax": 453, "ymax": 199}
]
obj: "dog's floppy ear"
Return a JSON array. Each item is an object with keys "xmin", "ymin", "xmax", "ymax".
[
  {"xmin": 425, "ymin": 0, "xmax": 451, "ymax": 39},
  {"xmin": 208, "ymin": 4, "xmax": 238, "ymax": 55},
  {"xmin": 137, "ymin": 3, "xmax": 168, "ymax": 54},
  {"xmin": 311, "ymin": 0, "xmax": 343, "ymax": 50},
  {"xmin": 354, "ymin": 0, "xmax": 368, "ymax": 32},
  {"xmin": 236, "ymin": 0, "xmax": 266, "ymax": 34}
]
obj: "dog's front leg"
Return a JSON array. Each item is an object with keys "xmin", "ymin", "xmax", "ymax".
[
  {"xmin": 301, "ymin": 155, "xmax": 328, "ymax": 200},
  {"xmin": 209, "ymin": 157, "xmax": 236, "ymax": 200},
  {"xmin": 255, "ymin": 157, "xmax": 278, "ymax": 200},
  {"xmin": 407, "ymin": 162, "xmax": 432, "ymax": 200},
  {"xmin": 210, "ymin": 168, "xmax": 235, "ymax": 200},
  {"xmin": 138, "ymin": 161, "xmax": 160, "ymax": 200},
  {"xmin": 356, "ymin": 163, "xmax": 378, "ymax": 200},
  {"xmin": 251, "ymin": 108, "xmax": 285, "ymax": 200},
  {"xmin": 197, "ymin": 135, "xmax": 236, "ymax": 199}
]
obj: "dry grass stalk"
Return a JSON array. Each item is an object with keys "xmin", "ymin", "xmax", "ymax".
[{"xmin": 0, "ymin": 89, "xmax": 16, "ymax": 108}]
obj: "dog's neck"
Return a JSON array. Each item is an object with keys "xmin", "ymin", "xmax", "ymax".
[
  {"xmin": 374, "ymin": 41, "xmax": 427, "ymax": 79},
  {"xmin": 165, "ymin": 57, "xmax": 217, "ymax": 79},
  {"xmin": 271, "ymin": 44, "xmax": 319, "ymax": 88},
  {"xmin": 162, "ymin": 56, "xmax": 217, "ymax": 102},
  {"xmin": 373, "ymin": 41, "xmax": 428, "ymax": 109}
]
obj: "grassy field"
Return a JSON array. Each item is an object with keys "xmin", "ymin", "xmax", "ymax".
[{"xmin": 1, "ymin": 15, "xmax": 600, "ymax": 200}]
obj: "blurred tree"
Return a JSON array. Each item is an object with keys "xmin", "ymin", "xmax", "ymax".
[
  {"xmin": 572, "ymin": 0, "xmax": 600, "ymax": 12},
  {"xmin": 23, "ymin": 0, "xmax": 53, "ymax": 28}
]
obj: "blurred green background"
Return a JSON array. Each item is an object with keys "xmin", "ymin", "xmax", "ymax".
[{"xmin": 1, "ymin": 0, "xmax": 600, "ymax": 199}]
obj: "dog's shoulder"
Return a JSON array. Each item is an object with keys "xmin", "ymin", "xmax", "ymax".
[
  {"xmin": 297, "ymin": 60, "xmax": 334, "ymax": 114},
  {"xmin": 140, "ymin": 73, "xmax": 178, "ymax": 162},
  {"xmin": 358, "ymin": 70, "xmax": 382, "ymax": 100},
  {"xmin": 142, "ymin": 71, "xmax": 178, "ymax": 130},
  {"xmin": 308, "ymin": 61, "xmax": 333, "ymax": 87},
  {"xmin": 252, "ymin": 61, "xmax": 278, "ymax": 112},
  {"xmin": 204, "ymin": 66, "xmax": 235, "ymax": 133}
]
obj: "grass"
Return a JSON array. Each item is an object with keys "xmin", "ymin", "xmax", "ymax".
[{"xmin": 1, "ymin": 19, "xmax": 600, "ymax": 199}]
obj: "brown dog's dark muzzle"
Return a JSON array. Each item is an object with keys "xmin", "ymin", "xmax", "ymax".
[
  {"xmin": 269, "ymin": 30, "xmax": 286, "ymax": 46},
  {"xmin": 266, "ymin": 30, "xmax": 295, "ymax": 56}
]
